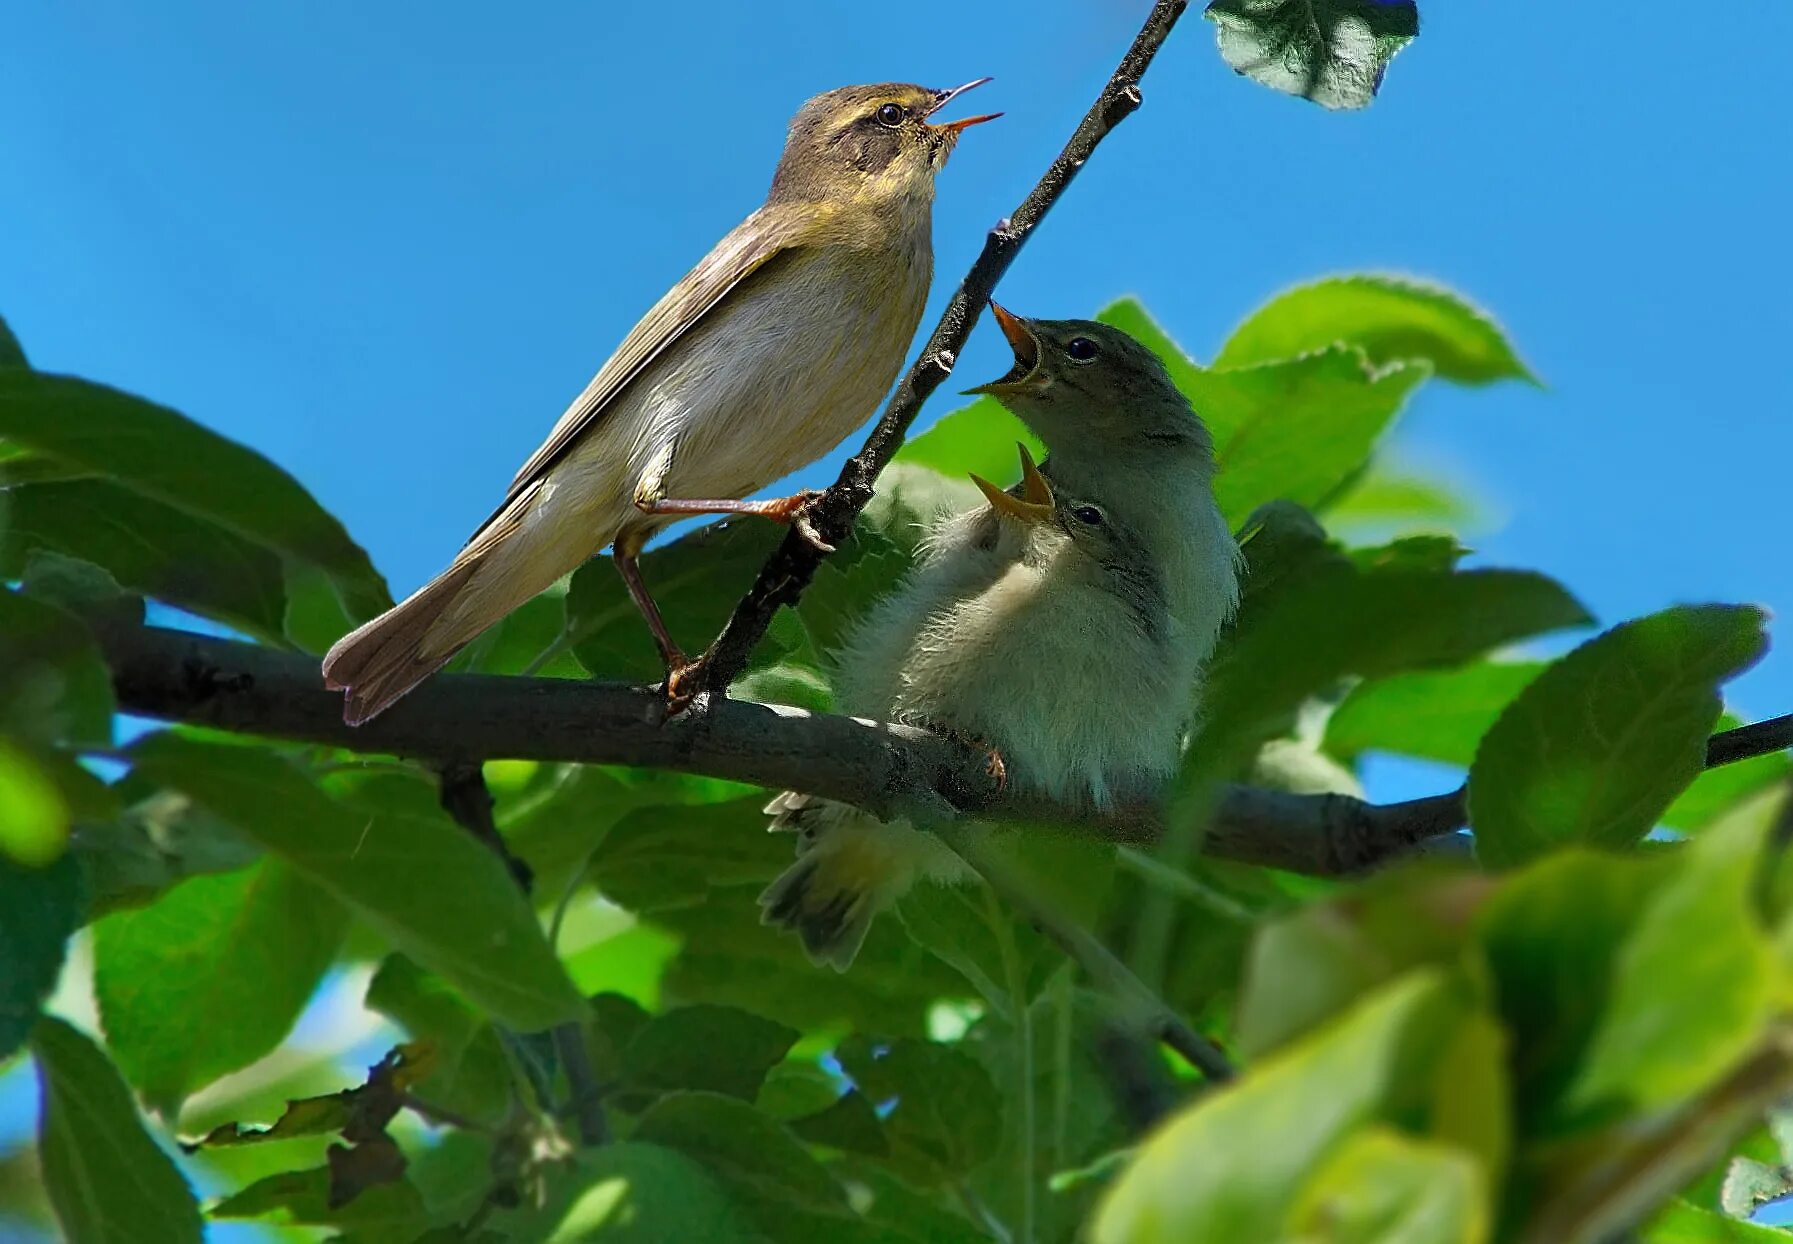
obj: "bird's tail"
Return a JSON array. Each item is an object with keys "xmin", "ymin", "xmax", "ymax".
[
  {"xmin": 323, "ymin": 482, "xmax": 586, "ymax": 725},
  {"xmin": 759, "ymin": 793, "xmax": 896, "ymax": 971}
]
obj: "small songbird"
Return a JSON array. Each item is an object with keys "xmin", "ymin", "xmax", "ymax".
[
  {"xmin": 322, "ymin": 81, "xmax": 998, "ymax": 724},
  {"xmin": 760, "ymin": 312, "xmax": 1240, "ymax": 969}
]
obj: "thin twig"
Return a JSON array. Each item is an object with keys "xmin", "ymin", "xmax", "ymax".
[
  {"xmin": 939, "ymin": 825, "xmax": 1235, "ymax": 1082},
  {"xmin": 692, "ymin": 0, "xmax": 1192, "ymax": 693}
]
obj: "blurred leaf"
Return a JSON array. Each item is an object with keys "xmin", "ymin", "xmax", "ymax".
[
  {"xmin": 1235, "ymin": 861, "xmax": 1492, "ymax": 1057},
  {"xmin": 1325, "ymin": 661, "xmax": 1546, "ymax": 766},
  {"xmin": 187, "ymin": 1043, "xmax": 427, "ymax": 1158},
  {"xmin": 0, "ymin": 480, "xmax": 288, "ymax": 640},
  {"xmin": 894, "ymin": 396, "xmax": 1043, "ymax": 483},
  {"xmin": 836, "ymin": 1034, "xmax": 1003, "ymax": 1186},
  {"xmin": 364, "ymin": 955, "xmax": 511, "ymax": 1128},
  {"xmin": 1193, "ymin": 508, "xmax": 1588, "ymax": 768},
  {"xmin": 795, "ymin": 524, "xmax": 912, "ymax": 661},
  {"xmin": 1645, "ymin": 1199, "xmax": 1793, "ymax": 1241},
  {"xmin": 92, "ymin": 860, "xmax": 347, "ymax": 1114},
  {"xmin": 1469, "ymin": 605, "xmax": 1768, "ymax": 867},
  {"xmin": 0, "ymin": 588, "xmax": 115, "ymax": 746},
  {"xmin": 591, "ymin": 797, "xmax": 785, "ymax": 914},
  {"xmin": 787, "ymin": 1088, "xmax": 889, "ymax": 1157},
  {"xmin": 1092, "ymin": 972, "xmax": 1481, "ymax": 1243},
  {"xmin": 1719, "ymin": 1158, "xmax": 1793, "ymax": 1220},
  {"xmin": 451, "ymin": 585, "xmax": 583, "ymax": 678},
  {"xmin": 1326, "ymin": 462, "xmax": 1479, "ymax": 530},
  {"xmin": 617, "ymin": 1003, "xmax": 798, "ymax": 1106},
  {"xmin": 0, "ymin": 738, "xmax": 71, "ymax": 866},
  {"xmin": 568, "ymin": 518, "xmax": 786, "ymax": 683},
  {"xmin": 1284, "ymin": 1126, "xmax": 1488, "ymax": 1242},
  {"xmin": 631, "ymin": 1091, "xmax": 868, "ymax": 1237},
  {"xmin": 129, "ymin": 734, "xmax": 586, "ymax": 1031},
  {"xmin": 31, "ymin": 1016, "xmax": 203, "ymax": 1243},
  {"xmin": 0, "ymin": 853, "xmax": 85, "ymax": 1059},
  {"xmin": 208, "ymin": 1166, "xmax": 427, "ymax": 1234},
  {"xmin": 72, "ymin": 783, "xmax": 261, "ymax": 918},
  {"xmin": 0, "ymin": 313, "xmax": 26, "ymax": 367},
  {"xmin": 1666, "ymin": 720, "xmax": 1792, "ymax": 833},
  {"xmin": 1218, "ymin": 274, "xmax": 1534, "ymax": 384},
  {"xmin": 282, "ymin": 561, "xmax": 358, "ymax": 654},
  {"xmin": 0, "ymin": 370, "xmax": 390, "ymax": 619},
  {"xmin": 1206, "ymin": 0, "xmax": 1420, "ymax": 110},
  {"xmin": 542, "ymin": 1143, "xmax": 758, "ymax": 1243}
]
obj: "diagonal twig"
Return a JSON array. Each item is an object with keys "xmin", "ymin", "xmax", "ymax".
[{"xmin": 694, "ymin": 0, "xmax": 1193, "ymax": 693}]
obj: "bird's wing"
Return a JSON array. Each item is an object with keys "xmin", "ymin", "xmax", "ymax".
[{"xmin": 490, "ymin": 202, "xmax": 819, "ymax": 521}]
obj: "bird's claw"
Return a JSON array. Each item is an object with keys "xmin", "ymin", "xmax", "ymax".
[
  {"xmin": 982, "ymin": 744, "xmax": 1008, "ymax": 795},
  {"xmin": 660, "ymin": 658, "xmax": 704, "ymax": 719},
  {"xmin": 774, "ymin": 489, "xmax": 834, "ymax": 553}
]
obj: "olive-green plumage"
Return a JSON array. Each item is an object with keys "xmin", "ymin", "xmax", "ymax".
[{"xmin": 323, "ymin": 81, "xmax": 996, "ymax": 724}]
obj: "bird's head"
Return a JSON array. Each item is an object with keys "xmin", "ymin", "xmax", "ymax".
[
  {"xmin": 967, "ymin": 307, "xmax": 1217, "ymax": 475},
  {"xmin": 769, "ymin": 80, "xmax": 999, "ymax": 209}
]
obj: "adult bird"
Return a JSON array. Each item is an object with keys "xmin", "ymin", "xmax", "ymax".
[
  {"xmin": 760, "ymin": 313, "xmax": 1240, "ymax": 968},
  {"xmin": 323, "ymin": 81, "xmax": 998, "ymax": 724}
]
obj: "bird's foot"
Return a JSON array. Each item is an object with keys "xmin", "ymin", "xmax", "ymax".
[
  {"xmin": 764, "ymin": 490, "xmax": 834, "ymax": 553},
  {"xmin": 980, "ymin": 742, "xmax": 1008, "ymax": 795},
  {"xmin": 659, "ymin": 656, "xmax": 706, "ymax": 718}
]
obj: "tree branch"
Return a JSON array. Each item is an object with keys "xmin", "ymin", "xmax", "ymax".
[
  {"xmin": 694, "ymin": 0, "xmax": 1190, "ymax": 692},
  {"xmin": 95, "ymin": 620, "xmax": 1792, "ymax": 877}
]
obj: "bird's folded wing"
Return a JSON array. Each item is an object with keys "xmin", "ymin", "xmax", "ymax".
[{"xmin": 489, "ymin": 203, "xmax": 819, "ymax": 522}]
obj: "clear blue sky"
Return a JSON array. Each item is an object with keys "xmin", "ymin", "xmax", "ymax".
[{"xmin": 3, "ymin": 0, "xmax": 1789, "ymax": 726}]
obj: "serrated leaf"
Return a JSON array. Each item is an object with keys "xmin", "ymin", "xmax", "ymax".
[
  {"xmin": 92, "ymin": 859, "xmax": 348, "ymax": 1113},
  {"xmin": 128, "ymin": 734, "xmax": 585, "ymax": 1031},
  {"xmin": 1469, "ymin": 605, "xmax": 1768, "ymax": 867},
  {"xmin": 32, "ymin": 1017, "xmax": 203, "ymax": 1244},
  {"xmin": 0, "ymin": 480, "xmax": 288, "ymax": 640},
  {"xmin": 0, "ymin": 370, "xmax": 389, "ymax": 620},
  {"xmin": 1218, "ymin": 274, "xmax": 1535, "ymax": 384},
  {"xmin": 0, "ymin": 588, "xmax": 115, "ymax": 747},
  {"xmin": 1206, "ymin": 0, "xmax": 1420, "ymax": 110},
  {"xmin": 1099, "ymin": 298, "xmax": 1428, "ymax": 525},
  {"xmin": 1325, "ymin": 661, "xmax": 1547, "ymax": 766},
  {"xmin": 0, "ymin": 853, "xmax": 85, "ymax": 1058},
  {"xmin": 208, "ymin": 1166, "xmax": 428, "ymax": 1234}
]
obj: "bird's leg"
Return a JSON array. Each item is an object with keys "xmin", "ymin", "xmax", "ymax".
[
  {"xmin": 611, "ymin": 546, "xmax": 686, "ymax": 672},
  {"xmin": 634, "ymin": 491, "xmax": 836, "ymax": 553}
]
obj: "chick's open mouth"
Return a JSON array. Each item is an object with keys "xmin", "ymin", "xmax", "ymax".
[{"xmin": 987, "ymin": 302, "xmax": 1041, "ymax": 385}]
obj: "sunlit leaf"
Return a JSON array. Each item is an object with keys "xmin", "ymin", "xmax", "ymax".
[
  {"xmin": 895, "ymin": 395, "xmax": 1043, "ymax": 484},
  {"xmin": 1284, "ymin": 1126, "xmax": 1489, "ymax": 1242},
  {"xmin": 1206, "ymin": 0, "xmax": 1421, "ymax": 110}
]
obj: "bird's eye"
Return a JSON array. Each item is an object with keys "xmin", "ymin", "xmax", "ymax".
[
  {"xmin": 875, "ymin": 103, "xmax": 907, "ymax": 128},
  {"xmin": 1065, "ymin": 337, "xmax": 1099, "ymax": 363},
  {"xmin": 1073, "ymin": 505, "xmax": 1105, "ymax": 526}
]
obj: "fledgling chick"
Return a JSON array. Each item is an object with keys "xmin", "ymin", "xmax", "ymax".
[
  {"xmin": 760, "ymin": 314, "xmax": 1239, "ymax": 969},
  {"xmin": 322, "ymin": 81, "xmax": 998, "ymax": 724}
]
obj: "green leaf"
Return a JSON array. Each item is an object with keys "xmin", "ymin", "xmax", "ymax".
[
  {"xmin": 0, "ymin": 480, "xmax": 288, "ymax": 640},
  {"xmin": 450, "ymin": 585, "xmax": 583, "ymax": 678},
  {"xmin": 208, "ymin": 1166, "xmax": 428, "ymax": 1235},
  {"xmin": 543, "ymin": 1143, "xmax": 759, "ymax": 1243},
  {"xmin": 618, "ymin": 1003, "xmax": 799, "ymax": 1106},
  {"xmin": 1645, "ymin": 1199, "xmax": 1793, "ymax": 1242},
  {"xmin": 0, "ymin": 853, "xmax": 85, "ymax": 1059},
  {"xmin": 1205, "ymin": 0, "xmax": 1420, "ymax": 111},
  {"xmin": 894, "ymin": 396, "xmax": 1043, "ymax": 483},
  {"xmin": 1325, "ymin": 661, "xmax": 1547, "ymax": 766},
  {"xmin": 128, "ymin": 734, "xmax": 585, "ymax": 1031},
  {"xmin": 0, "ymin": 313, "xmax": 27, "ymax": 368},
  {"xmin": 1092, "ymin": 972, "xmax": 1483, "ymax": 1243},
  {"xmin": 1193, "ymin": 509, "xmax": 1589, "ymax": 767},
  {"xmin": 1324, "ymin": 462, "xmax": 1480, "ymax": 532},
  {"xmin": 363, "ymin": 955, "xmax": 512, "ymax": 1128},
  {"xmin": 0, "ymin": 588, "xmax": 115, "ymax": 746},
  {"xmin": 795, "ymin": 524, "xmax": 912, "ymax": 661},
  {"xmin": 835, "ymin": 1034, "xmax": 1003, "ymax": 1185},
  {"xmin": 31, "ymin": 1016, "xmax": 203, "ymax": 1244},
  {"xmin": 92, "ymin": 859, "xmax": 348, "ymax": 1113},
  {"xmin": 1099, "ymin": 299, "xmax": 1428, "ymax": 525},
  {"xmin": 1469, "ymin": 605, "xmax": 1768, "ymax": 867},
  {"xmin": 1284, "ymin": 1127, "xmax": 1489, "ymax": 1242},
  {"xmin": 567, "ymin": 518, "xmax": 786, "ymax": 683},
  {"xmin": 1217, "ymin": 274, "xmax": 1536, "ymax": 384},
  {"xmin": 0, "ymin": 370, "xmax": 390, "ymax": 620},
  {"xmin": 0, "ymin": 738, "xmax": 72, "ymax": 866}
]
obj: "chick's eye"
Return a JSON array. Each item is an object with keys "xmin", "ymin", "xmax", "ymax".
[
  {"xmin": 875, "ymin": 103, "xmax": 907, "ymax": 127},
  {"xmin": 1073, "ymin": 505, "xmax": 1105, "ymax": 526},
  {"xmin": 1065, "ymin": 337, "xmax": 1099, "ymax": 363}
]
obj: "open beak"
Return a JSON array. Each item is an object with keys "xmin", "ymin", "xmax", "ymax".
[
  {"xmin": 965, "ymin": 301, "xmax": 1043, "ymax": 396},
  {"xmin": 969, "ymin": 442, "xmax": 1055, "ymax": 525},
  {"xmin": 925, "ymin": 77, "xmax": 1002, "ymax": 134}
]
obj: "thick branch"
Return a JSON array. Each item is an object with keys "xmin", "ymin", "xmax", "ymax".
[
  {"xmin": 97, "ymin": 621, "xmax": 1792, "ymax": 878},
  {"xmin": 695, "ymin": 0, "xmax": 1189, "ymax": 691}
]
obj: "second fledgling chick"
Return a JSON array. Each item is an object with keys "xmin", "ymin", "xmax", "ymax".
[{"xmin": 761, "ymin": 315, "xmax": 1239, "ymax": 968}]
